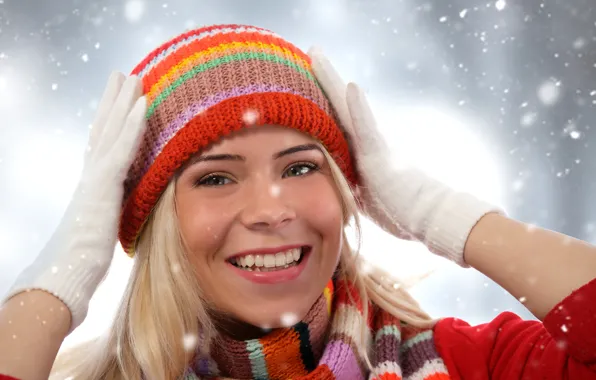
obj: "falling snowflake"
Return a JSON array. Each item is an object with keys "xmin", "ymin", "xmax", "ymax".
[
  {"xmin": 243, "ymin": 109, "xmax": 259, "ymax": 125},
  {"xmin": 124, "ymin": 0, "xmax": 145, "ymax": 23},
  {"xmin": 563, "ymin": 120, "xmax": 581, "ymax": 140},
  {"xmin": 495, "ymin": 0, "xmax": 506, "ymax": 11},
  {"xmin": 406, "ymin": 61, "xmax": 418, "ymax": 70},
  {"xmin": 359, "ymin": 260, "xmax": 373, "ymax": 274},
  {"xmin": 537, "ymin": 79, "xmax": 562, "ymax": 106},
  {"xmin": 184, "ymin": 19, "xmax": 196, "ymax": 29},
  {"xmin": 512, "ymin": 179, "xmax": 524, "ymax": 192},
  {"xmin": 280, "ymin": 312, "xmax": 299, "ymax": 327},
  {"xmin": 459, "ymin": 9, "xmax": 468, "ymax": 18},
  {"xmin": 81, "ymin": 53, "xmax": 89, "ymax": 62},
  {"xmin": 572, "ymin": 37, "xmax": 586, "ymax": 50},
  {"xmin": 269, "ymin": 184, "xmax": 281, "ymax": 197},
  {"xmin": 521, "ymin": 111, "xmax": 538, "ymax": 127},
  {"xmin": 183, "ymin": 333, "xmax": 198, "ymax": 351}
]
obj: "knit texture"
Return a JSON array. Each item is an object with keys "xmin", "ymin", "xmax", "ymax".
[
  {"xmin": 119, "ymin": 24, "xmax": 356, "ymax": 255},
  {"xmin": 183, "ymin": 279, "xmax": 450, "ymax": 380}
]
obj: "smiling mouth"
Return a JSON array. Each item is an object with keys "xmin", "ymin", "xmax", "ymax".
[{"xmin": 228, "ymin": 246, "xmax": 309, "ymax": 272}]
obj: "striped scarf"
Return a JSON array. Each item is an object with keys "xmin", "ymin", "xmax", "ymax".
[{"xmin": 184, "ymin": 280, "xmax": 450, "ymax": 380}]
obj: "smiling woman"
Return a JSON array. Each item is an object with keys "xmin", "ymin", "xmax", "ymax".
[
  {"xmin": 1, "ymin": 23, "xmax": 596, "ymax": 380},
  {"xmin": 46, "ymin": 24, "xmax": 439, "ymax": 379}
]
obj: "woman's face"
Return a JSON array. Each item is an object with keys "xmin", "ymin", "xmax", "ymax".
[{"xmin": 175, "ymin": 126, "xmax": 344, "ymax": 332}]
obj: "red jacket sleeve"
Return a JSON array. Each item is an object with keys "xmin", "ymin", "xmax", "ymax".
[
  {"xmin": 434, "ymin": 277, "xmax": 596, "ymax": 380},
  {"xmin": 0, "ymin": 375, "xmax": 20, "ymax": 380}
]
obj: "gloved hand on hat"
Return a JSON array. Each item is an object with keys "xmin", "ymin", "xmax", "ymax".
[
  {"xmin": 309, "ymin": 47, "xmax": 504, "ymax": 267},
  {"xmin": 4, "ymin": 72, "xmax": 147, "ymax": 333}
]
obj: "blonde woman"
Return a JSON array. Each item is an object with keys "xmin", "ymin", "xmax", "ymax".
[{"xmin": 0, "ymin": 24, "xmax": 595, "ymax": 380}]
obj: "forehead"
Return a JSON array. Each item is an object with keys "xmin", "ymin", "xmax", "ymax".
[{"xmin": 204, "ymin": 125, "xmax": 317, "ymax": 153}]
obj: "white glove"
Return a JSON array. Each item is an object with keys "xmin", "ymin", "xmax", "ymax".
[
  {"xmin": 4, "ymin": 72, "xmax": 147, "ymax": 332},
  {"xmin": 309, "ymin": 48, "xmax": 503, "ymax": 267}
]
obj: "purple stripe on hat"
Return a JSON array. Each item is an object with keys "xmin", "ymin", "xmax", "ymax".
[
  {"xmin": 320, "ymin": 340, "xmax": 364, "ymax": 379},
  {"xmin": 142, "ymin": 83, "xmax": 329, "ymax": 175}
]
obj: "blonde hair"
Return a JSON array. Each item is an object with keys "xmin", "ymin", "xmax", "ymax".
[{"xmin": 51, "ymin": 146, "xmax": 434, "ymax": 380}]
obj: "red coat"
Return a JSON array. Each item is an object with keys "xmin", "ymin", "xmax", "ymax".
[
  {"xmin": 434, "ymin": 276, "xmax": 596, "ymax": 379},
  {"xmin": 2, "ymin": 278, "xmax": 595, "ymax": 380}
]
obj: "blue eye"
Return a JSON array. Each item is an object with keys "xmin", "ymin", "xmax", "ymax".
[
  {"xmin": 196, "ymin": 174, "xmax": 233, "ymax": 187},
  {"xmin": 283, "ymin": 162, "xmax": 319, "ymax": 178}
]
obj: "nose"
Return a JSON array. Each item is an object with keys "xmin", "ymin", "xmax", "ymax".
[{"xmin": 240, "ymin": 182, "xmax": 296, "ymax": 230}]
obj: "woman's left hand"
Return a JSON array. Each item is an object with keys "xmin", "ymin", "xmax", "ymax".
[{"xmin": 309, "ymin": 47, "xmax": 502, "ymax": 267}]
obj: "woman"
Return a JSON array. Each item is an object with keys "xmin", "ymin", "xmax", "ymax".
[{"xmin": 0, "ymin": 24, "xmax": 595, "ymax": 380}]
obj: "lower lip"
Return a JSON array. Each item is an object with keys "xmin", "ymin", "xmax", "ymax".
[{"xmin": 227, "ymin": 248, "xmax": 311, "ymax": 285}]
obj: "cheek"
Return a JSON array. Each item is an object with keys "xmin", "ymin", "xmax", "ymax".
[
  {"xmin": 175, "ymin": 191, "xmax": 228, "ymax": 260},
  {"xmin": 292, "ymin": 176, "xmax": 344, "ymax": 242}
]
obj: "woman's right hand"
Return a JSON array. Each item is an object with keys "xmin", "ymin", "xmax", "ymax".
[{"xmin": 4, "ymin": 72, "xmax": 147, "ymax": 332}]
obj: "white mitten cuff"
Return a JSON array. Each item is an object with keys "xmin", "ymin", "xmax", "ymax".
[
  {"xmin": 422, "ymin": 191, "xmax": 504, "ymax": 267},
  {"xmin": 3, "ymin": 197, "xmax": 118, "ymax": 333},
  {"xmin": 6, "ymin": 248, "xmax": 111, "ymax": 334},
  {"xmin": 369, "ymin": 163, "xmax": 504, "ymax": 267}
]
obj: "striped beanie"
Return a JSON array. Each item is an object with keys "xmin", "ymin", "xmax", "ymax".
[{"xmin": 118, "ymin": 24, "xmax": 356, "ymax": 256}]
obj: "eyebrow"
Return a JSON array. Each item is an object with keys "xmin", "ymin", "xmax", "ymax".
[
  {"xmin": 273, "ymin": 143, "xmax": 322, "ymax": 159},
  {"xmin": 185, "ymin": 143, "xmax": 322, "ymax": 167}
]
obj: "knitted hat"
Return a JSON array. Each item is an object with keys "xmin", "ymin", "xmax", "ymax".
[{"xmin": 119, "ymin": 24, "xmax": 356, "ymax": 256}]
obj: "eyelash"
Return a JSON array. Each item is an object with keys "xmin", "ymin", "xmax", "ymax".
[
  {"xmin": 282, "ymin": 161, "xmax": 319, "ymax": 179},
  {"xmin": 194, "ymin": 162, "xmax": 320, "ymax": 187}
]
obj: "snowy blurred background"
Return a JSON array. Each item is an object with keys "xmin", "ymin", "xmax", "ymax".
[{"xmin": 1, "ymin": 0, "xmax": 595, "ymax": 347}]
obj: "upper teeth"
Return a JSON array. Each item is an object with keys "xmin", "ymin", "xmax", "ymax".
[{"xmin": 231, "ymin": 248, "xmax": 302, "ymax": 268}]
